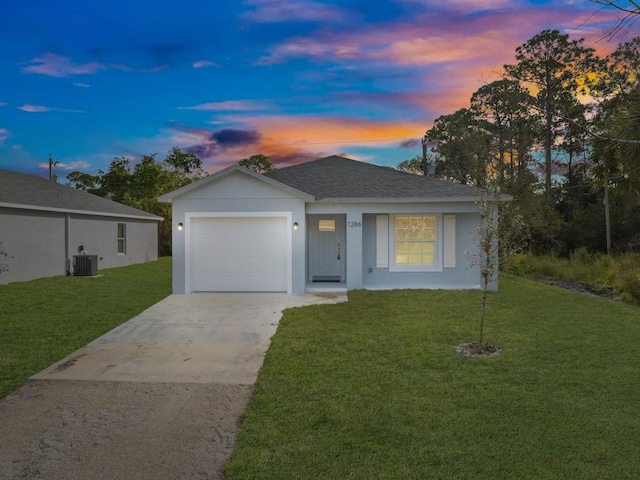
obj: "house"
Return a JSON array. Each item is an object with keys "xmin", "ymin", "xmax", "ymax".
[
  {"xmin": 0, "ymin": 168, "xmax": 162, "ymax": 285},
  {"xmin": 159, "ymin": 155, "xmax": 493, "ymax": 294}
]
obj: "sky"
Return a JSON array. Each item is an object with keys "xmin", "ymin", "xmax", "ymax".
[{"xmin": 0, "ymin": 0, "xmax": 633, "ymax": 180}]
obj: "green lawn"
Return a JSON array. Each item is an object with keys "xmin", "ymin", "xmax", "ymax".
[
  {"xmin": 0, "ymin": 258, "xmax": 171, "ymax": 399},
  {"xmin": 226, "ymin": 274, "xmax": 640, "ymax": 480}
]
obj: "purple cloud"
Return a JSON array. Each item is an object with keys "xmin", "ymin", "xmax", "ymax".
[
  {"xmin": 210, "ymin": 129, "xmax": 262, "ymax": 146},
  {"xmin": 21, "ymin": 53, "xmax": 103, "ymax": 77}
]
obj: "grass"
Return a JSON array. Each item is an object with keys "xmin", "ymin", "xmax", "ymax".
[
  {"xmin": 504, "ymin": 250, "xmax": 640, "ymax": 305},
  {"xmin": 0, "ymin": 257, "xmax": 171, "ymax": 399},
  {"xmin": 226, "ymin": 275, "xmax": 640, "ymax": 479}
]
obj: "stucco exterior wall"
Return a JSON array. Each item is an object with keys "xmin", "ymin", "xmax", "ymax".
[
  {"xmin": 0, "ymin": 207, "xmax": 158, "ymax": 285},
  {"xmin": 0, "ymin": 208, "xmax": 66, "ymax": 284},
  {"xmin": 361, "ymin": 212, "xmax": 483, "ymax": 289},
  {"xmin": 170, "ymin": 171, "xmax": 307, "ymax": 294},
  {"xmin": 68, "ymin": 215, "xmax": 158, "ymax": 270},
  {"xmin": 306, "ymin": 202, "xmax": 488, "ymax": 290}
]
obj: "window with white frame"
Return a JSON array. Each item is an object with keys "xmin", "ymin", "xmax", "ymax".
[
  {"xmin": 117, "ymin": 223, "xmax": 127, "ymax": 254},
  {"xmin": 390, "ymin": 215, "xmax": 441, "ymax": 271}
]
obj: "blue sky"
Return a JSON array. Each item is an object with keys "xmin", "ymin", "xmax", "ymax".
[{"xmin": 0, "ymin": 0, "xmax": 628, "ymax": 179}]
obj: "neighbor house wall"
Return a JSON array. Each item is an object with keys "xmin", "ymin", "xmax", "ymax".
[
  {"xmin": 68, "ymin": 215, "xmax": 158, "ymax": 271},
  {"xmin": 0, "ymin": 208, "xmax": 66, "ymax": 284},
  {"xmin": 170, "ymin": 171, "xmax": 307, "ymax": 294},
  {"xmin": 0, "ymin": 207, "xmax": 158, "ymax": 285}
]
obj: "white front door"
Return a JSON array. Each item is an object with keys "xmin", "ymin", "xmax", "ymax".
[
  {"xmin": 189, "ymin": 216, "xmax": 289, "ymax": 292},
  {"xmin": 308, "ymin": 214, "xmax": 346, "ymax": 282}
]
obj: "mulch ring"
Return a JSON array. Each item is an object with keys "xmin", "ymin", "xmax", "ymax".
[{"xmin": 455, "ymin": 342, "xmax": 501, "ymax": 358}]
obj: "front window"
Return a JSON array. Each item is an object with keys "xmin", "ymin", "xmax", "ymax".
[
  {"xmin": 390, "ymin": 215, "xmax": 441, "ymax": 271},
  {"xmin": 117, "ymin": 223, "xmax": 127, "ymax": 254}
]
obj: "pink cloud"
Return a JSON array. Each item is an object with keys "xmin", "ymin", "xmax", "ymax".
[
  {"xmin": 242, "ymin": 0, "xmax": 349, "ymax": 23},
  {"xmin": 178, "ymin": 100, "xmax": 273, "ymax": 111},
  {"xmin": 18, "ymin": 104, "xmax": 50, "ymax": 112},
  {"xmin": 18, "ymin": 104, "xmax": 84, "ymax": 113},
  {"xmin": 21, "ymin": 53, "xmax": 103, "ymax": 77},
  {"xmin": 192, "ymin": 60, "xmax": 219, "ymax": 69}
]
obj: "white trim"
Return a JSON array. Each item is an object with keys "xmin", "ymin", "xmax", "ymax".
[
  {"xmin": 389, "ymin": 214, "xmax": 443, "ymax": 272},
  {"xmin": 443, "ymin": 214, "xmax": 456, "ymax": 268},
  {"xmin": 376, "ymin": 215, "xmax": 389, "ymax": 268},
  {"xmin": 158, "ymin": 165, "xmax": 315, "ymax": 203},
  {"xmin": 0, "ymin": 201, "xmax": 162, "ymax": 221},
  {"xmin": 184, "ymin": 211, "xmax": 292, "ymax": 294}
]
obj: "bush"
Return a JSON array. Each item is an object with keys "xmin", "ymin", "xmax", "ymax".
[{"xmin": 503, "ymin": 252, "xmax": 640, "ymax": 306}]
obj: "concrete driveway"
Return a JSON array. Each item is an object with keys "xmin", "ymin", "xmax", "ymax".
[
  {"xmin": 33, "ymin": 292, "xmax": 347, "ymax": 385},
  {"xmin": 1, "ymin": 292, "xmax": 347, "ymax": 480}
]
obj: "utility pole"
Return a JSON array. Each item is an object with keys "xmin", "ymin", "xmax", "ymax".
[
  {"xmin": 48, "ymin": 155, "xmax": 59, "ymax": 181},
  {"xmin": 421, "ymin": 134, "xmax": 428, "ymax": 176},
  {"xmin": 604, "ymin": 169, "xmax": 611, "ymax": 254}
]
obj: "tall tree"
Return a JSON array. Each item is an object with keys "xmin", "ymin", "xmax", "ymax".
[
  {"xmin": 425, "ymin": 108, "xmax": 492, "ymax": 186},
  {"xmin": 397, "ymin": 155, "xmax": 426, "ymax": 175},
  {"xmin": 238, "ymin": 154, "xmax": 275, "ymax": 173},
  {"xmin": 67, "ymin": 148, "xmax": 206, "ymax": 255},
  {"xmin": 504, "ymin": 29, "xmax": 598, "ymax": 202},
  {"xmin": 470, "ymin": 79, "xmax": 533, "ymax": 185}
]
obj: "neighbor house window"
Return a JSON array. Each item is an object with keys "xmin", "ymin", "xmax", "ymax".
[
  {"xmin": 390, "ymin": 215, "xmax": 441, "ymax": 272},
  {"xmin": 117, "ymin": 223, "xmax": 127, "ymax": 254}
]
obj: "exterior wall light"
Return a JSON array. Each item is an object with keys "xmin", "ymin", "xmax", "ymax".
[
  {"xmin": 178, "ymin": 222, "xmax": 184, "ymax": 231},
  {"xmin": 293, "ymin": 222, "xmax": 299, "ymax": 230}
]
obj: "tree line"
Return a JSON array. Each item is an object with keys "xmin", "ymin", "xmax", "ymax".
[{"xmin": 399, "ymin": 29, "xmax": 640, "ymax": 255}]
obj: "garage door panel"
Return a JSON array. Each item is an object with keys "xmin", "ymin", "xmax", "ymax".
[{"xmin": 189, "ymin": 216, "xmax": 289, "ymax": 292}]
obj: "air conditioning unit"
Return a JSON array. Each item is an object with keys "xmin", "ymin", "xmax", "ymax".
[{"xmin": 73, "ymin": 255, "xmax": 98, "ymax": 276}]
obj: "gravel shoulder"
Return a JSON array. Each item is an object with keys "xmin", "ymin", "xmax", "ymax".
[{"xmin": 0, "ymin": 380, "xmax": 252, "ymax": 480}]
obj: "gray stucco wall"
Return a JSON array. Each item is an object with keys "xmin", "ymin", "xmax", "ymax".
[
  {"xmin": 306, "ymin": 201, "xmax": 488, "ymax": 290},
  {"xmin": 361, "ymin": 212, "xmax": 483, "ymax": 289},
  {"xmin": 68, "ymin": 215, "xmax": 158, "ymax": 269},
  {"xmin": 0, "ymin": 207, "xmax": 158, "ymax": 285},
  {"xmin": 170, "ymin": 171, "xmax": 306, "ymax": 294},
  {"xmin": 0, "ymin": 209, "xmax": 66, "ymax": 284}
]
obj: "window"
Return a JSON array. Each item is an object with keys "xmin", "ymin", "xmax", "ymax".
[
  {"xmin": 390, "ymin": 215, "xmax": 441, "ymax": 271},
  {"xmin": 117, "ymin": 223, "xmax": 127, "ymax": 254},
  {"xmin": 318, "ymin": 219, "xmax": 336, "ymax": 232}
]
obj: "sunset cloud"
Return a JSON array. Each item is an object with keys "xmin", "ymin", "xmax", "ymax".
[
  {"xmin": 242, "ymin": 0, "xmax": 350, "ymax": 23},
  {"xmin": 21, "ymin": 53, "xmax": 103, "ymax": 77},
  {"xmin": 178, "ymin": 100, "xmax": 273, "ymax": 111},
  {"xmin": 18, "ymin": 104, "xmax": 84, "ymax": 113},
  {"xmin": 165, "ymin": 113, "xmax": 427, "ymax": 172},
  {"xmin": 192, "ymin": 60, "xmax": 218, "ymax": 69},
  {"xmin": 38, "ymin": 159, "xmax": 91, "ymax": 171}
]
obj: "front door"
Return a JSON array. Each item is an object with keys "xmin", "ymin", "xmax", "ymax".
[{"xmin": 308, "ymin": 214, "xmax": 346, "ymax": 282}]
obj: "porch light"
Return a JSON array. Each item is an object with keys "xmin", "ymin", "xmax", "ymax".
[
  {"xmin": 293, "ymin": 222, "xmax": 299, "ymax": 230},
  {"xmin": 177, "ymin": 222, "xmax": 184, "ymax": 231}
]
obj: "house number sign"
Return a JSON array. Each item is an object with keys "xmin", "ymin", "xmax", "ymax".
[{"xmin": 348, "ymin": 221, "xmax": 362, "ymax": 228}]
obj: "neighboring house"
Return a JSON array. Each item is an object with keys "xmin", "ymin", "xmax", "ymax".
[
  {"xmin": 159, "ymin": 155, "xmax": 492, "ymax": 294},
  {"xmin": 0, "ymin": 168, "xmax": 162, "ymax": 285}
]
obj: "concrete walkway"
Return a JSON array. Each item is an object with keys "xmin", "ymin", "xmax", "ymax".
[{"xmin": 33, "ymin": 292, "xmax": 347, "ymax": 385}]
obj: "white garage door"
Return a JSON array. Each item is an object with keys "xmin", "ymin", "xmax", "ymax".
[{"xmin": 189, "ymin": 216, "xmax": 289, "ymax": 292}]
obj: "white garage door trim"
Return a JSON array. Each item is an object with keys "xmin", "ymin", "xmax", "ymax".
[{"xmin": 185, "ymin": 212, "xmax": 292, "ymax": 293}]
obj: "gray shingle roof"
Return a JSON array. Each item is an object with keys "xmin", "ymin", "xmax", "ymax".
[
  {"xmin": 264, "ymin": 155, "xmax": 480, "ymax": 200},
  {"xmin": 0, "ymin": 169, "xmax": 162, "ymax": 220}
]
